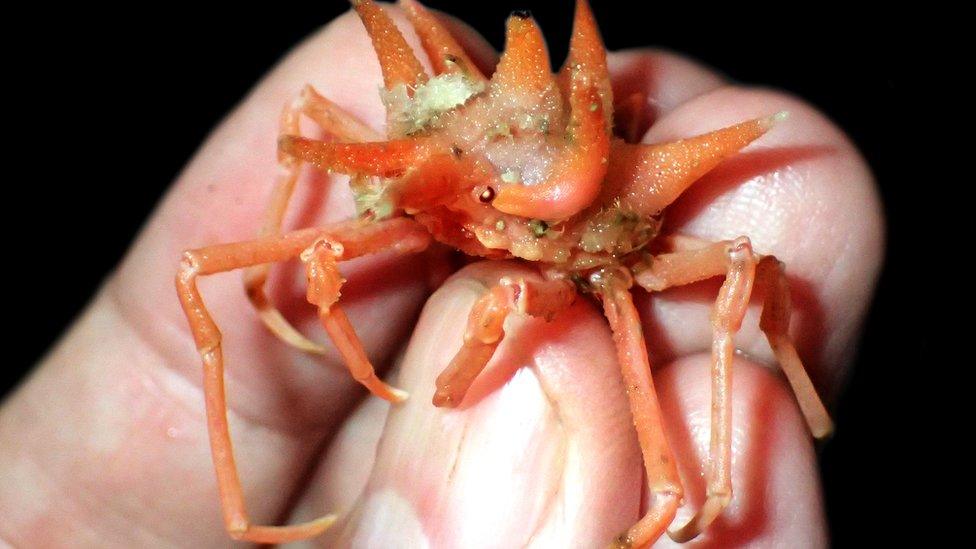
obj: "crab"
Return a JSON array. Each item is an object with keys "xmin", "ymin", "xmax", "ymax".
[{"xmin": 175, "ymin": 0, "xmax": 833, "ymax": 546}]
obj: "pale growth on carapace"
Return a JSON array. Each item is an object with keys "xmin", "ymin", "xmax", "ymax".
[
  {"xmin": 351, "ymin": 175, "xmax": 395, "ymax": 219},
  {"xmin": 381, "ymin": 72, "xmax": 486, "ymax": 135}
]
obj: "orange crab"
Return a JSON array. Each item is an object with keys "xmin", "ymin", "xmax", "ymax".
[{"xmin": 175, "ymin": 0, "xmax": 833, "ymax": 546}]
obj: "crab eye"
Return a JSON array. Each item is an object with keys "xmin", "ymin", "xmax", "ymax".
[{"xmin": 478, "ymin": 186, "xmax": 496, "ymax": 203}]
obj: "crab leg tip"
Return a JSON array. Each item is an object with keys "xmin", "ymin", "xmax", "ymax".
[
  {"xmin": 389, "ymin": 387, "xmax": 410, "ymax": 403},
  {"xmin": 812, "ymin": 419, "xmax": 834, "ymax": 440},
  {"xmin": 313, "ymin": 514, "xmax": 340, "ymax": 531}
]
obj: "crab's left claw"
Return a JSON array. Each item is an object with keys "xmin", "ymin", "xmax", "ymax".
[{"xmin": 492, "ymin": 0, "xmax": 611, "ymax": 221}]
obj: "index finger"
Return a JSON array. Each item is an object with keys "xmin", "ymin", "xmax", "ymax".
[{"xmin": 0, "ymin": 7, "xmax": 481, "ymax": 545}]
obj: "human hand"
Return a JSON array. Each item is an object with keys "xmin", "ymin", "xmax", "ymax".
[{"xmin": 0, "ymin": 4, "xmax": 882, "ymax": 547}]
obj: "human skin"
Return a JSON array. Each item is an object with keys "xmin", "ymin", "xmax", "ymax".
[{"xmin": 0, "ymin": 6, "xmax": 882, "ymax": 548}]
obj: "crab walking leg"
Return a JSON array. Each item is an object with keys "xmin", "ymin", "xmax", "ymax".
[
  {"xmin": 175, "ymin": 218, "xmax": 428, "ymax": 543},
  {"xmin": 302, "ymin": 238, "xmax": 418, "ymax": 403},
  {"xmin": 755, "ymin": 257, "xmax": 834, "ymax": 438},
  {"xmin": 599, "ymin": 276, "xmax": 683, "ymax": 548},
  {"xmin": 244, "ymin": 85, "xmax": 382, "ymax": 355},
  {"xmin": 279, "ymin": 135, "xmax": 430, "ymax": 177},
  {"xmin": 633, "ymin": 238, "xmax": 738, "ymax": 292},
  {"xmin": 635, "ymin": 236, "xmax": 833, "ymax": 438},
  {"xmin": 661, "ymin": 237, "xmax": 755, "ymax": 542},
  {"xmin": 432, "ymin": 277, "xmax": 576, "ymax": 407}
]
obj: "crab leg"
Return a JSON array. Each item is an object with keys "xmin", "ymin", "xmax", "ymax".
[
  {"xmin": 432, "ymin": 276, "xmax": 575, "ymax": 407},
  {"xmin": 634, "ymin": 236, "xmax": 833, "ymax": 437},
  {"xmin": 663, "ymin": 237, "xmax": 755, "ymax": 542},
  {"xmin": 634, "ymin": 238, "xmax": 740, "ymax": 291},
  {"xmin": 755, "ymin": 256, "xmax": 834, "ymax": 438},
  {"xmin": 401, "ymin": 0, "xmax": 486, "ymax": 81},
  {"xmin": 604, "ymin": 114, "xmax": 784, "ymax": 216},
  {"xmin": 299, "ymin": 85, "xmax": 384, "ymax": 143},
  {"xmin": 302, "ymin": 235, "xmax": 423, "ymax": 403},
  {"xmin": 598, "ymin": 272, "xmax": 682, "ymax": 548},
  {"xmin": 492, "ymin": 0, "xmax": 611, "ymax": 221},
  {"xmin": 175, "ymin": 218, "xmax": 428, "ymax": 543},
  {"xmin": 633, "ymin": 236, "xmax": 831, "ymax": 542},
  {"xmin": 244, "ymin": 86, "xmax": 382, "ymax": 356},
  {"xmin": 279, "ymin": 135, "xmax": 430, "ymax": 176},
  {"xmin": 353, "ymin": 0, "xmax": 428, "ymax": 91}
]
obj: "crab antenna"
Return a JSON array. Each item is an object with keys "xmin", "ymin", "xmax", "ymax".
[
  {"xmin": 489, "ymin": 11, "xmax": 555, "ymax": 95},
  {"xmin": 603, "ymin": 113, "xmax": 787, "ymax": 215},
  {"xmin": 400, "ymin": 0, "xmax": 487, "ymax": 81},
  {"xmin": 279, "ymin": 135, "xmax": 427, "ymax": 177},
  {"xmin": 352, "ymin": 0, "xmax": 428, "ymax": 91}
]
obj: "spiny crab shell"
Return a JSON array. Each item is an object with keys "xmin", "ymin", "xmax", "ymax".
[{"xmin": 281, "ymin": 0, "xmax": 779, "ymax": 278}]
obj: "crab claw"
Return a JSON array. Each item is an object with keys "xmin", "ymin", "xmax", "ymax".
[
  {"xmin": 353, "ymin": 0, "xmax": 428, "ymax": 91},
  {"xmin": 400, "ymin": 0, "xmax": 486, "ymax": 81},
  {"xmin": 603, "ymin": 113, "xmax": 787, "ymax": 215},
  {"xmin": 279, "ymin": 135, "xmax": 428, "ymax": 177},
  {"xmin": 492, "ymin": 0, "xmax": 611, "ymax": 221}
]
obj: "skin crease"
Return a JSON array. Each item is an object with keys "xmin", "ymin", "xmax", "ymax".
[{"xmin": 0, "ymin": 5, "xmax": 880, "ymax": 549}]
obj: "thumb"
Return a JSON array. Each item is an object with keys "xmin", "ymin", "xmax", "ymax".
[{"xmin": 288, "ymin": 260, "xmax": 643, "ymax": 547}]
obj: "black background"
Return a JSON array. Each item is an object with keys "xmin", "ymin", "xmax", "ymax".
[{"xmin": 8, "ymin": 1, "xmax": 930, "ymax": 546}]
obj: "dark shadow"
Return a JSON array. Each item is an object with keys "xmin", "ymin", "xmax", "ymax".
[{"xmin": 609, "ymin": 52, "xmax": 662, "ymax": 133}]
